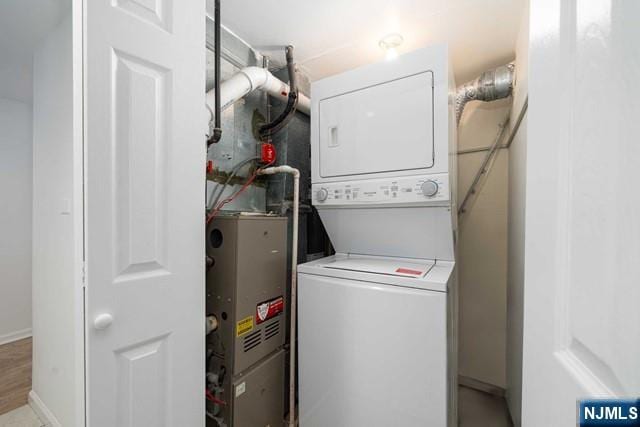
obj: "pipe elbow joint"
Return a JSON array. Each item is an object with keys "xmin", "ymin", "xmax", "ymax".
[
  {"xmin": 208, "ymin": 128, "xmax": 222, "ymax": 145},
  {"xmin": 239, "ymin": 66, "xmax": 269, "ymax": 92}
]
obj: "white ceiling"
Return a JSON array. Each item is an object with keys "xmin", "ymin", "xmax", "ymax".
[
  {"xmin": 0, "ymin": 1, "xmax": 524, "ymax": 102},
  {"xmin": 0, "ymin": 0, "xmax": 70, "ymax": 103},
  {"xmin": 209, "ymin": 0, "xmax": 526, "ymax": 84}
]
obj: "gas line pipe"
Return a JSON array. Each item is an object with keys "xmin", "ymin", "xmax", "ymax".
[{"xmin": 256, "ymin": 165, "xmax": 299, "ymax": 427}]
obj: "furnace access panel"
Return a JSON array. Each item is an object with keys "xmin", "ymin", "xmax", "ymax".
[{"xmin": 206, "ymin": 215, "xmax": 287, "ymax": 427}]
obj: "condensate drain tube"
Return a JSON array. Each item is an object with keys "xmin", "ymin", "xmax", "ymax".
[{"xmin": 257, "ymin": 165, "xmax": 299, "ymax": 427}]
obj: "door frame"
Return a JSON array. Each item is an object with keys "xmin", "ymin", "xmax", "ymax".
[{"xmin": 72, "ymin": 0, "xmax": 86, "ymax": 425}]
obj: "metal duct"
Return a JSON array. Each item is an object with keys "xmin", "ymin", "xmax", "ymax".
[{"xmin": 455, "ymin": 63, "xmax": 515, "ymax": 123}]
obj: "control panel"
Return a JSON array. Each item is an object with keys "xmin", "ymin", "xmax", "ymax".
[{"xmin": 312, "ymin": 174, "xmax": 450, "ymax": 207}]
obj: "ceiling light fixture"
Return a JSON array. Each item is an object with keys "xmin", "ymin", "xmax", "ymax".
[{"xmin": 379, "ymin": 33, "xmax": 404, "ymax": 61}]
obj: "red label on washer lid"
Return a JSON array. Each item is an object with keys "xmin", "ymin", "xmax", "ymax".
[{"xmin": 395, "ymin": 267, "xmax": 423, "ymax": 276}]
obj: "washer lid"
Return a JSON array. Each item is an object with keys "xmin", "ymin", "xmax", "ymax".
[
  {"xmin": 298, "ymin": 254, "xmax": 453, "ymax": 293},
  {"xmin": 324, "ymin": 257, "xmax": 435, "ymax": 278}
]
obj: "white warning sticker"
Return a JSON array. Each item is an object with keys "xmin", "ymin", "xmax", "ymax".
[{"xmin": 235, "ymin": 381, "xmax": 246, "ymax": 397}]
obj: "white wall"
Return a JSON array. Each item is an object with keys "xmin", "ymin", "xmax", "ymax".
[
  {"xmin": 457, "ymin": 98, "xmax": 510, "ymax": 388},
  {"xmin": 0, "ymin": 62, "xmax": 33, "ymax": 104},
  {"xmin": 0, "ymin": 98, "xmax": 32, "ymax": 345},
  {"xmin": 0, "ymin": 0, "xmax": 71, "ymax": 103},
  {"xmin": 506, "ymin": 4, "xmax": 529, "ymax": 426},
  {"xmin": 31, "ymin": 13, "xmax": 80, "ymax": 427}
]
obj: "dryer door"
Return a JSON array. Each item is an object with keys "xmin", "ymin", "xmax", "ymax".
[{"xmin": 318, "ymin": 71, "xmax": 434, "ymax": 178}]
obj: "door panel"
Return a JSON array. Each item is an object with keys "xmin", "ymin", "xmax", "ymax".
[
  {"xmin": 566, "ymin": 0, "xmax": 640, "ymax": 396},
  {"xmin": 318, "ymin": 72, "xmax": 434, "ymax": 178},
  {"xmin": 84, "ymin": 0, "xmax": 205, "ymax": 425},
  {"xmin": 523, "ymin": 0, "xmax": 640, "ymax": 425},
  {"xmin": 112, "ymin": 50, "xmax": 170, "ymax": 281},
  {"xmin": 115, "ymin": 335, "xmax": 170, "ymax": 426}
]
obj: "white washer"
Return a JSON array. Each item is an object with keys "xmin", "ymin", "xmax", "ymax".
[
  {"xmin": 298, "ymin": 254, "xmax": 453, "ymax": 427},
  {"xmin": 299, "ymin": 45, "xmax": 457, "ymax": 427}
]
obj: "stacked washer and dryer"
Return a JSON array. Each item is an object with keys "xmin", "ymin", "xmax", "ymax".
[{"xmin": 298, "ymin": 45, "xmax": 458, "ymax": 427}]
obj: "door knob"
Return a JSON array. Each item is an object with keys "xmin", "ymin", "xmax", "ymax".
[{"xmin": 94, "ymin": 313, "xmax": 114, "ymax": 330}]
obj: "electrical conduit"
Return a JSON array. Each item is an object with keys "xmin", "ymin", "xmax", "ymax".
[{"xmin": 256, "ymin": 165, "xmax": 299, "ymax": 427}]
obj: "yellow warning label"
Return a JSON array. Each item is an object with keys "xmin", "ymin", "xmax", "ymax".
[{"xmin": 236, "ymin": 316, "xmax": 254, "ymax": 337}]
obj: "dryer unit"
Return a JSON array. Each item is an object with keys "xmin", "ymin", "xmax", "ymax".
[
  {"xmin": 310, "ymin": 44, "xmax": 457, "ymax": 261},
  {"xmin": 299, "ymin": 44, "xmax": 458, "ymax": 427}
]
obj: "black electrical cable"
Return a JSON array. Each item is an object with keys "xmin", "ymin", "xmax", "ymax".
[
  {"xmin": 258, "ymin": 92, "xmax": 298, "ymax": 140},
  {"xmin": 258, "ymin": 45, "xmax": 299, "ymax": 141}
]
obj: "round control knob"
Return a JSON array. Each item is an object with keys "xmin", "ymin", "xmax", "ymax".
[
  {"xmin": 316, "ymin": 188, "xmax": 329, "ymax": 202},
  {"xmin": 421, "ymin": 180, "xmax": 439, "ymax": 197}
]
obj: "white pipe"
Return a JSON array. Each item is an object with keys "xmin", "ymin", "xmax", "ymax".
[
  {"xmin": 205, "ymin": 315, "xmax": 218, "ymax": 335},
  {"xmin": 257, "ymin": 165, "xmax": 299, "ymax": 427},
  {"xmin": 206, "ymin": 66, "xmax": 310, "ymax": 128}
]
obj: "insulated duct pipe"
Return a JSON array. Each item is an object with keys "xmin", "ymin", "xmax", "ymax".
[
  {"xmin": 257, "ymin": 165, "xmax": 299, "ymax": 427},
  {"xmin": 205, "ymin": 67, "xmax": 310, "ymax": 134},
  {"xmin": 455, "ymin": 63, "xmax": 515, "ymax": 123}
]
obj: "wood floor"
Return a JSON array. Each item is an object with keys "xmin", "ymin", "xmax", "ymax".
[
  {"xmin": 0, "ymin": 339, "xmax": 513, "ymax": 425},
  {"xmin": 0, "ymin": 337, "xmax": 32, "ymax": 415}
]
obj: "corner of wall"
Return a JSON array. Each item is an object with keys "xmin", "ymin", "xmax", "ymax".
[
  {"xmin": 505, "ymin": 1, "xmax": 530, "ymax": 425},
  {"xmin": 31, "ymin": 11, "xmax": 80, "ymax": 427},
  {"xmin": 0, "ymin": 98, "xmax": 33, "ymax": 345}
]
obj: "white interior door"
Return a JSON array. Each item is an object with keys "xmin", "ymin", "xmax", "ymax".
[
  {"xmin": 83, "ymin": 0, "xmax": 205, "ymax": 425},
  {"xmin": 523, "ymin": 0, "xmax": 640, "ymax": 425}
]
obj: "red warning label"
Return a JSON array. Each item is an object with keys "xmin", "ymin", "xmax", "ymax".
[
  {"xmin": 256, "ymin": 296, "xmax": 284, "ymax": 324},
  {"xmin": 395, "ymin": 267, "xmax": 423, "ymax": 276}
]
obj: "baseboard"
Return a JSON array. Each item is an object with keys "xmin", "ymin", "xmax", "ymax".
[
  {"xmin": 458, "ymin": 375, "xmax": 506, "ymax": 397},
  {"xmin": 0, "ymin": 328, "xmax": 32, "ymax": 346},
  {"xmin": 28, "ymin": 390, "xmax": 62, "ymax": 427}
]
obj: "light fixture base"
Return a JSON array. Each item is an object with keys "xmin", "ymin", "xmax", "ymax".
[
  {"xmin": 379, "ymin": 33, "xmax": 404, "ymax": 61},
  {"xmin": 379, "ymin": 33, "xmax": 404, "ymax": 50}
]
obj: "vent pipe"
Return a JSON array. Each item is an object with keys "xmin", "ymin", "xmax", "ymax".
[
  {"xmin": 206, "ymin": 67, "xmax": 310, "ymax": 116},
  {"xmin": 455, "ymin": 63, "xmax": 515, "ymax": 123},
  {"xmin": 208, "ymin": 0, "xmax": 222, "ymax": 145},
  {"xmin": 205, "ymin": 66, "xmax": 310, "ymax": 139}
]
